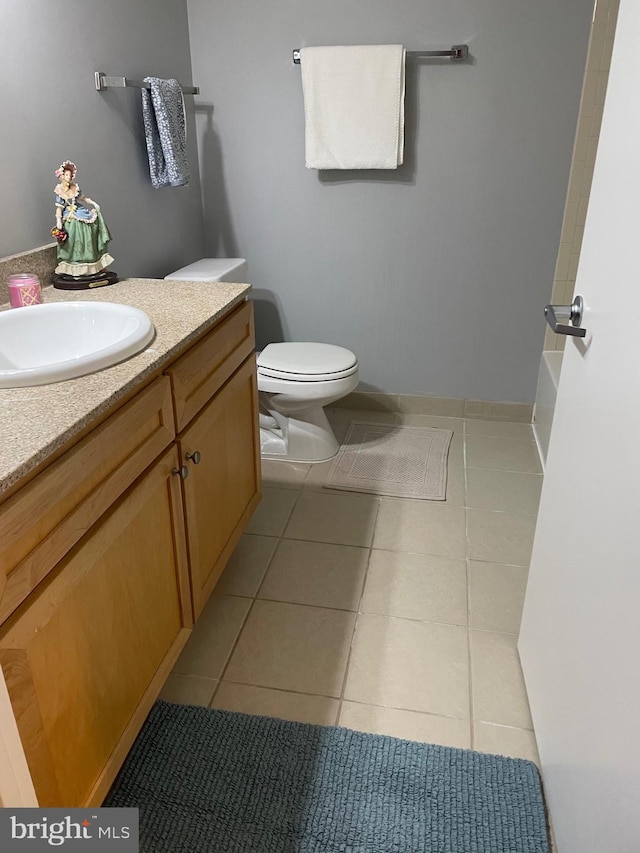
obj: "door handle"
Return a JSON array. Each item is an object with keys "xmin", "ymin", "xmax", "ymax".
[{"xmin": 544, "ymin": 295, "xmax": 586, "ymax": 337}]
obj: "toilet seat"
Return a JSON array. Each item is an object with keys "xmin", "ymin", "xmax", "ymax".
[{"xmin": 257, "ymin": 342, "xmax": 358, "ymax": 382}]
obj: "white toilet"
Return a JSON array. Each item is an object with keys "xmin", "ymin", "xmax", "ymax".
[{"xmin": 165, "ymin": 259, "xmax": 359, "ymax": 462}]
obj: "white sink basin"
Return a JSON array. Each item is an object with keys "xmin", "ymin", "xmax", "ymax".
[{"xmin": 0, "ymin": 302, "xmax": 155, "ymax": 388}]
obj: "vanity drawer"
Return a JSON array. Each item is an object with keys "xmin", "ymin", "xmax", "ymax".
[
  {"xmin": 0, "ymin": 375, "xmax": 175, "ymax": 622},
  {"xmin": 168, "ymin": 300, "xmax": 255, "ymax": 432}
]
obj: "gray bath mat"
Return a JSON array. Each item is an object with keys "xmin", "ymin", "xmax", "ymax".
[
  {"xmin": 105, "ymin": 701, "xmax": 549, "ymax": 853},
  {"xmin": 325, "ymin": 421, "xmax": 453, "ymax": 499}
]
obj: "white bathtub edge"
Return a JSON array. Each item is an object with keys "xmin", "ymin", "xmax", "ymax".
[{"xmin": 533, "ymin": 350, "xmax": 564, "ymax": 469}]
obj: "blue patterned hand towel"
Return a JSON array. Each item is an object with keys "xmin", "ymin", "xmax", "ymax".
[{"xmin": 142, "ymin": 77, "xmax": 190, "ymax": 188}]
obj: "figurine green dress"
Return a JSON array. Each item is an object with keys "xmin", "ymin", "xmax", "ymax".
[{"xmin": 53, "ymin": 162, "xmax": 114, "ymax": 277}]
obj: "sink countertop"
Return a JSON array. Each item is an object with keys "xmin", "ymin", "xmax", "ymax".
[{"xmin": 0, "ymin": 277, "xmax": 251, "ymax": 496}]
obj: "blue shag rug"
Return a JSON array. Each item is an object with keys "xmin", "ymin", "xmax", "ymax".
[{"xmin": 105, "ymin": 700, "xmax": 550, "ymax": 852}]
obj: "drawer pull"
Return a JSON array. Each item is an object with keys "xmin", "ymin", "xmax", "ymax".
[
  {"xmin": 172, "ymin": 465, "xmax": 189, "ymax": 480},
  {"xmin": 185, "ymin": 450, "xmax": 202, "ymax": 465}
]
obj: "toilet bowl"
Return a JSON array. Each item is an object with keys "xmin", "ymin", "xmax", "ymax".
[
  {"xmin": 257, "ymin": 342, "xmax": 359, "ymax": 462},
  {"xmin": 165, "ymin": 259, "xmax": 359, "ymax": 462}
]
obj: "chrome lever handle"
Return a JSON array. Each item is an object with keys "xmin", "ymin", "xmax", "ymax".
[{"xmin": 544, "ymin": 295, "xmax": 586, "ymax": 338}]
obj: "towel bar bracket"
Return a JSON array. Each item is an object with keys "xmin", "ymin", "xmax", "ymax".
[
  {"xmin": 292, "ymin": 44, "xmax": 469, "ymax": 65},
  {"xmin": 449, "ymin": 45, "xmax": 469, "ymax": 61}
]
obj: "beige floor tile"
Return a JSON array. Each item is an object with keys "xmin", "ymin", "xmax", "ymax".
[
  {"xmin": 374, "ymin": 499, "xmax": 466, "ymax": 558},
  {"xmin": 159, "ymin": 674, "xmax": 218, "ymax": 707},
  {"xmin": 284, "ymin": 491, "xmax": 379, "ymax": 547},
  {"xmin": 340, "ymin": 702, "xmax": 471, "ymax": 749},
  {"xmin": 361, "ymin": 550, "xmax": 467, "ymax": 625},
  {"xmin": 224, "ymin": 600, "xmax": 356, "ymax": 697},
  {"xmin": 465, "ymin": 435, "xmax": 542, "ymax": 473},
  {"xmin": 259, "ymin": 539, "xmax": 369, "ymax": 610},
  {"xmin": 473, "ymin": 722, "xmax": 540, "ymax": 766},
  {"xmin": 443, "ymin": 464, "xmax": 465, "ymax": 506},
  {"xmin": 464, "ymin": 420, "xmax": 535, "ymax": 439},
  {"xmin": 261, "ymin": 459, "xmax": 311, "ymax": 489},
  {"xmin": 470, "ymin": 629, "xmax": 533, "ymax": 729},
  {"xmin": 173, "ymin": 595, "xmax": 251, "ymax": 679},
  {"xmin": 468, "ymin": 561, "xmax": 528, "ymax": 634},
  {"xmin": 216, "ymin": 535, "xmax": 278, "ymax": 597},
  {"xmin": 464, "ymin": 400, "xmax": 532, "ymax": 422},
  {"xmin": 212, "ymin": 683, "xmax": 340, "ymax": 725},
  {"xmin": 344, "ymin": 614, "xmax": 469, "ymax": 718},
  {"xmin": 449, "ymin": 439, "xmax": 464, "ymax": 469},
  {"xmin": 467, "ymin": 509, "xmax": 535, "ymax": 567},
  {"xmin": 244, "ymin": 487, "xmax": 299, "ymax": 536},
  {"xmin": 466, "ymin": 468, "xmax": 542, "ymax": 515},
  {"xmin": 163, "ymin": 413, "xmax": 549, "ymax": 778},
  {"xmin": 303, "ymin": 458, "xmax": 339, "ymax": 491}
]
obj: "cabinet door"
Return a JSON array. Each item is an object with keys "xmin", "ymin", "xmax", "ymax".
[
  {"xmin": 0, "ymin": 447, "xmax": 192, "ymax": 807},
  {"xmin": 180, "ymin": 355, "xmax": 261, "ymax": 618}
]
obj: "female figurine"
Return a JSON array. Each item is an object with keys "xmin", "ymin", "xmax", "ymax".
[{"xmin": 52, "ymin": 161, "xmax": 114, "ymax": 279}]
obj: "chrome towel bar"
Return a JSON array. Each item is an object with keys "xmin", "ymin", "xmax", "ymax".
[
  {"xmin": 292, "ymin": 45, "xmax": 469, "ymax": 64},
  {"xmin": 95, "ymin": 72, "xmax": 199, "ymax": 95}
]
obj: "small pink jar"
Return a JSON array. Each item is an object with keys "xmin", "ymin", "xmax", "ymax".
[{"xmin": 8, "ymin": 274, "xmax": 42, "ymax": 308}]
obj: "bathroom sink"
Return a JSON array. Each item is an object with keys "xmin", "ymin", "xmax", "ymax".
[{"xmin": 0, "ymin": 301, "xmax": 155, "ymax": 388}]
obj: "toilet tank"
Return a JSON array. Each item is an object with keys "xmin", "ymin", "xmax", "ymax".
[{"xmin": 164, "ymin": 258, "xmax": 248, "ymax": 283}]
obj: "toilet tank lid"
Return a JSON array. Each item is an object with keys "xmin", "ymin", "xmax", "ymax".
[
  {"xmin": 164, "ymin": 258, "xmax": 247, "ymax": 281},
  {"xmin": 258, "ymin": 342, "xmax": 358, "ymax": 377}
]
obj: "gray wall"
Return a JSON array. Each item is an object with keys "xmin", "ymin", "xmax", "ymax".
[
  {"xmin": 187, "ymin": 0, "xmax": 593, "ymax": 402},
  {"xmin": 2, "ymin": 1, "xmax": 204, "ymax": 279}
]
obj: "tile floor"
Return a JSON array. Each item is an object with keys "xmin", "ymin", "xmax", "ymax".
[{"xmin": 161, "ymin": 407, "xmax": 543, "ymax": 765}]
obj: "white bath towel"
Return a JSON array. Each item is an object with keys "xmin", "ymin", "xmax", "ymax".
[
  {"xmin": 300, "ymin": 45, "xmax": 406, "ymax": 170},
  {"xmin": 142, "ymin": 77, "xmax": 190, "ymax": 188}
]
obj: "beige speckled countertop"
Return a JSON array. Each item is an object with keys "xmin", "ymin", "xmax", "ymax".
[{"xmin": 0, "ymin": 278, "xmax": 251, "ymax": 496}]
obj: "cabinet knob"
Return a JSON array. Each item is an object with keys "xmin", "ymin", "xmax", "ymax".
[
  {"xmin": 185, "ymin": 450, "xmax": 202, "ymax": 465},
  {"xmin": 172, "ymin": 465, "xmax": 189, "ymax": 480}
]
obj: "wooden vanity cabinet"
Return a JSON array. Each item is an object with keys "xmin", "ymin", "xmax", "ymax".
[
  {"xmin": 0, "ymin": 446, "xmax": 192, "ymax": 807},
  {"xmin": 0, "ymin": 297, "xmax": 261, "ymax": 807}
]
